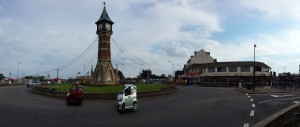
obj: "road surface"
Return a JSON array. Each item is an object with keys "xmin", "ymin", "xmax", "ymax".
[{"xmin": 1, "ymin": 85, "xmax": 294, "ymax": 127}]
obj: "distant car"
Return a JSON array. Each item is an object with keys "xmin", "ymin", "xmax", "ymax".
[
  {"xmin": 117, "ymin": 84, "xmax": 137, "ymax": 113},
  {"xmin": 66, "ymin": 84, "xmax": 83, "ymax": 105},
  {"xmin": 26, "ymin": 81, "xmax": 41, "ymax": 87}
]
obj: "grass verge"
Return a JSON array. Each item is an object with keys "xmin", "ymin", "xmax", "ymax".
[{"xmin": 43, "ymin": 83, "xmax": 165, "ymax": 93}]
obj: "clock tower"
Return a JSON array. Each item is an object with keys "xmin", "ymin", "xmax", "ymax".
[{"xmin": 91, "ymin": 4, "xmax": 119, "ymax": 85}]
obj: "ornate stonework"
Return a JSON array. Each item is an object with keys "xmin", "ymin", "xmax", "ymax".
[{"xmin": 91, "ymin": 6, "xmax": 119, "ymax": 85}]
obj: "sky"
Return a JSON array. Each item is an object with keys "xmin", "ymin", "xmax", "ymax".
[{"xmin": 1, "ymin": 0, "xmax": 300, "ymax": 78}]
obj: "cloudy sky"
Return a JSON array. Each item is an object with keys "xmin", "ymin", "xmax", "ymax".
[{"xmin": 1, "ymin": 0, "xmax": 300, "ymax": 78}]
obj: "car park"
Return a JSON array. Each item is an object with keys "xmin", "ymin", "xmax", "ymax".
[
  {"xmin": 66, "ymin": 84, "xmax": 83, "ymax": 105},
  {"xmin": 117, "ymin": 84, "xmax": 137, "ymax": 113}
]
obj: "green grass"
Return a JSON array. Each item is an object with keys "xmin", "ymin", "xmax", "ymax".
[{"xmin": 43, "ymin": 83, "xmax": 165, "ymax": 93}]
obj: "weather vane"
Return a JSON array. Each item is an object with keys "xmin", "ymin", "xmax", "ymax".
[{"xmin": 103, "ymin": 1, "xmax": 106, "ymax": 7}]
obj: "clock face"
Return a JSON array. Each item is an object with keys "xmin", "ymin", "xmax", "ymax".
[
  {"xmin": 105, "ymin": 23, "xmax": 111, "ymax": 30},
  {"xmin": 98, "ymin": 24, "xmax": 103, "ymax": 30}
]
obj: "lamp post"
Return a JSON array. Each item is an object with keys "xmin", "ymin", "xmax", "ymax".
[
  {"xmin": 17, "ymin": 62, "xmax": 21, "ymax": 83},
  {"xmin": 83, "ymin": 64, "xmax": 86, "ymax": 78},
  {"xmin": 122, "ymin": 63, "xmax": 125, "ymax": 74},
  {"xmin": 253, "ymin": 44, "xmax": 256, "ymax": 92},
  {"xmin": 168, "ymin": 60, "xmax": 174, "ymax": 80},
  {"xmin": 139, "ymin": 64, "xmax": 144, "ymax": 81}
]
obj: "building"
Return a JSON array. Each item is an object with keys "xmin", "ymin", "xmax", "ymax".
[
  {"xmin": 91, "ymin": 5, "xmax": 119, "ymax": 85},
  {"xmin": 179, "ymin": 49, "xmax": 271, "ymax": 85},
  {"xmin": 186, "ymin": 49, "xmax": 216, "ymax": 66}
]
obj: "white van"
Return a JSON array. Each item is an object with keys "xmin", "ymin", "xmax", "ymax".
[{"xmin": 117, "ymin": 84, "xmax": 137, "ymax": 113}]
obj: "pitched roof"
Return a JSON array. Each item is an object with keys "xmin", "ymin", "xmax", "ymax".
[{"xmin": 95, "ymin": 7, "xmax": 114, "ymax": 24}]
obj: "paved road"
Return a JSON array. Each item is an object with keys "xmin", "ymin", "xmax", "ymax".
[
  {"xmin": 0, "ymin": 86, "xmax": 254, "ymax": 127},
  {"xmin": 247, "ymin": 92, "xmax": 300, "ymax": 124}
]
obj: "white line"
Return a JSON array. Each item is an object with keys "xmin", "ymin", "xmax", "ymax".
[
  {"xmin": 250, "ymin": 99, "xmax": 254, "ymax": 102},
  {"xmin": 259, "ymin": 97, "xmax": 300, "ymax": 104},
  {"xmin": 250, "ymin": 110, "xmax": 255, "ymax": 116},
  {"xmin": 246, "ymin": 93, "xmax": 249, "ymax": 96},
  {"xmin": 270, "ymin": 95, "xmax": 279, "ymax": 97},
  {"xmin": 259, "ymin": 100, "xmax": 272, "ymax": 104},
  {"xmin": 243, "ymin": 123, "xmax": 250, "ymax": 127},
  {"xmin": 270, "ymin": 94, "xmax": 295, "ymax": 98},
  {"xmin": 252, "ymin": 104, "xmax": 256, "ymax": 107},
  {"xmin": 293, "ymin": 101, "xmax": 300, "ymax": 104},
  {"xmin": 248, "ymin": 96, "xmax": 251, "ymax": 98}
]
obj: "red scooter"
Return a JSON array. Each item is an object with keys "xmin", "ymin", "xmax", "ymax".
[{"xmin": 66, "ymin": 83, "xmax": 83, "ymax": 105}]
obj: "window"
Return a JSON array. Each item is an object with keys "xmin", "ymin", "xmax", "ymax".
[
  {"xmin": 229, "ymin": 66, "xmax": 237, "ymax": 72},
  {"xmin": 208, "ymin": 67, "xmax": 215, "ymax": 73},
  {"xmin": 255, "ymin": 67, "xmax": 262, "ymax": 72},
  {"xmin": 202, "ymin": 68, "xmax": 206, "ymax": 73},
  {"xmin": 217, "ymin": 67, "xmax": 226, "ymax": 72},
  {"xmin": 125, "ymin": 87, "xmax": 132, "ymax": 96},
  {"xmin": 241, "ymin": 66, "xmax": 250, "ymax": 72}
]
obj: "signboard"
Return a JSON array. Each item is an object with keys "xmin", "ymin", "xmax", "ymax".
[{"xmin": 184, "ymin": 72, "xmax": 201, "ymax": 77}]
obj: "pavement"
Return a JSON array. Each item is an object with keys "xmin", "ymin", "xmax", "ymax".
[{"xmin": 237, "ymin": 86, "xmax": 300, "ymax": 94}]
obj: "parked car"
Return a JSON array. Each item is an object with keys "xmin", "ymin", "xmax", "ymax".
[
  {"xmin": 26, "ymin": 81, "xmax": 41, "ymax": 87},
  {"xmin": 66, "ymin": 84, "xmax": 83, "ymax": 105},
  {"xmin": 117, "ymin": 84, "xmax": 137, "ymax": 113}
]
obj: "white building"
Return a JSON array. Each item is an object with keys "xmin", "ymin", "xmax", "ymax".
[{"xmin": 181, "ymin": 49, "xmax": 271, "ymax": 84}]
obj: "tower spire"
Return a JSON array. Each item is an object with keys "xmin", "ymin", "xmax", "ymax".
[{"xmin": 95, "ymin": 2, "xmax": 114, "ymax": 25}]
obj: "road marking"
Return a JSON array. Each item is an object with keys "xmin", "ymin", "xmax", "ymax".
[
  {"xmin": 250, "ymin": 99, "xmax": 254, "ymax": 102},
  {"xmin": 259, "ymin": 97, "xmax": 300, "ymax": 104},
  {"xmin": 243, "ymin": 123, "xmax": 250, "ymax": 127},
  {"xmin": 252, "ymin": 104, "xmax": 256, "ymax": 107},
  {"xmin": 259, "ymin": 100, "xmax": 272, "ymax": 104},
  {"xmin": 248, "ymin": 96, "xmax": 251, "ymax": 98},
  {"xmin": 246, "ymin": 93, "xmax": 248, "ymax": 96},
  {"xmin": 270, "ymin": 94, "xmax": 295, "ymax": 98},
  {"xmin": 293, "ymin": 101, "xmax": 300, "ymax": 104},
  {"xmin": 250, "ymin": 110, "xmax": 255, "ymax": 116}
]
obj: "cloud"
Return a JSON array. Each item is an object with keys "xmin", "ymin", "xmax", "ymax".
[
  {"xmin": 1, "ymin": 0, "xmax": 300, "ymax": 78},
  {"xmin": 0, "ymin": 17, "xmax": 14, "ymax": 35},
  {"xmin": 238, "ymin": 0, "xmax": 300, "ymax": 21}
]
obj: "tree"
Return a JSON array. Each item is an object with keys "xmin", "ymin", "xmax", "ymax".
[
  {"xmin": 138, "ymin": 69, "xmax": 166, "ymax": 79},
  {"xmin": 24, "ymin": 76, "xmax": 45, "ymax": 80},
  {"xmin": 139, "ymin": 69, "xmax": 151, "ymax": 79},
  {"xmin": 0, "ymin": 73, "xmax": 4, "ymax": 80},
  {"xmin": 24, "ymin": 76, "xmax": 34, "ymax": 79},
  {"xmin": 114, "ymin": 69, "xmax": 125, "ymax": 81},
  {"xmin": 160, "ymin": 74, "xmax": 166, "ymax": 79}
]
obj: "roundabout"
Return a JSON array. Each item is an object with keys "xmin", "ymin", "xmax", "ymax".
[
  {"xmin": 0, "ymin": 85, "xmax": 253, "ymax": 127},
  {"xmin": 31, "ymin": 83, "xmax": 177, "ymax": 99}
]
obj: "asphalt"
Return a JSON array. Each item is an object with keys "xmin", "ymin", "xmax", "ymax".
[
  {"xmin": 0, "ymin": 86, "xmax": 253, "ymax": 127},
  {"xmin": 237, "ymin": 86, "xmax": 300, "ymax": 94},
  {"xmin": 238, "ymin": 86, "xmax": 300, "ymax": 126}
]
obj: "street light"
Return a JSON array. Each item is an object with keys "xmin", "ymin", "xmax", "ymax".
[
  {"xmin": 17, "ymin": 61, "xmax": 21, "ymax": 83},
  {"xmin": 168, "ymin": 60, "xmax": 174, "ymax": 79},
  {"xmin": 139, "ymin": 64, "xmax": 144, "ymax": 81},
  {"xmin": 83, "ymin": 64, "xmax": 86, "ymax": 78},
  {"xmin": 253, "ymin": 44, "xmax": 256, "ymax": 92},
  {"xmin": 122, "ymin": 63, "xmax": 125, "ymax": 74}
]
